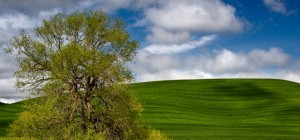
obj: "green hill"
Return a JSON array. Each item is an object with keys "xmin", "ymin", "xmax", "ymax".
[
  {"xmin": 0, "ymin": 102, "xmax": 22, "ymax": 136},
  {"xmin": 130, "ymin": 79, "xmax": 300, "ymax": 139},
  {"xmin": 1, "ymin": 79, "xmax": 300, "ymax": 139}
]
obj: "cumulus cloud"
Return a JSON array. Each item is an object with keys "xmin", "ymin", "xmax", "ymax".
[
  {"xmin": 134, "ymin": 51, "xmax": 181, "ymax": 75},
  {"xmin": 0, "ymin": 9, "xmax": 62, "ymax": 45},
  {"xmin": 143, "ymin": 0, "xmax": 245, "ymax": 44},
  {"xmin": 276, "ymin": 70, "xmax": 300, "ymax": 83},
  {"xmin": 132, "ymin": 47, "xmax": 294, "ymax": 82},
  {"xmin": 0, "ymin": 78, "xmax": 15, "ymax": 95},
  {"xmin": 201, "ymin": 48, "xmax": 289, "ymax": 73},
  {"xmin": 272, "ymin": 59, "xmax": 300, "ymax": 83},
  {"xmin": 80, "ymin": 0, "xmax": 157, "ymax": 12},
  {"xmin": 146, "ymin": 27, "xmax": 191, "ymax": 44},
  {"xmin": 80, "ymin": 0, "xmax": 132, "ymax": 12},
  {"xmin": 263, "ymin": 0, "xmax": 289, "ymax": 15},
  {"xmin": 144, "ymin": 35, "xmax": 216, "ymax": 54},
  {"xmin": 145, "ymin": 0, "xmax": 243, "ymax": 32},
  {"xmin": 0, "ymin": 0, "xmax": 78, "ymax": 15},
  {"xmin": 247, "ymin": 48, "xmax": 290, "ymax": 67},
  {"xmin": 206, "ymin": 49, "xmax": 253, "ymax": 73},
  {"xmin": 80, "ymin": 0, "xmax": 245, "ymax": 44},
  {"xmin": 0, "ymin": 54, "xmax": 16, "ymax": 79},
  {"xmin": 0, "ymin": 12, "xmax": 44, "ymax": 46},
  {"xmin": 15, "ymin": 0, "xmax": 245, "ymax": 45},
  {"xmin": 0, "ymin": 78, "xmax": 28, "ymax": 99},
  {"xmin": 0, "ymin": 12, "xmax": 36, "ymax": 30},
  {"xmin": 0, "ymin": 29, "xmax": 14, "ymax": 45}
]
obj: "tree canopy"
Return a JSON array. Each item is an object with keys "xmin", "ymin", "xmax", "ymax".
[{"xmin": 6, "ymin": 10, "xmax": 166, "ymax": 140}]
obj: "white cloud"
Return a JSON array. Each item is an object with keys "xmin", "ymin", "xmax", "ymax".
[
  {"xmin": 77, "ymin": 0, "xmax": 246, "ymax": 44},
  {"xmin": 144, "ymin": 35, "xmax": 216, "ymax": 54},
  {"xmin": 263, "ymin": 0, "xmax": 289, "ymax": 15},
  {"xmin": 80, "ymin": 0, "xmax": 132, "ymax": 12},
  {"xmin": 0, "ymin": 9, "xmax": 61, "ymax": 45},
  {"xmin": 79, "ymin": 0, "xmax": 158, "ymax": 12},
  {"xmin": 248, "ymin": 48, "xmax": 290, "ymax": 67},
  {"xmin": 202, "ymin": 48, "xmax": 289, "ymax": 73},
  {"xmin": 38, "ymin": 8, "xmax": 62, "ymax": 19},
  {"xmin": 134, "ymin": 51, "xmax": 181, "ymax": 74},
  {"xmin": 0, "ymin": 77, "xmax": 29, "ymax": 102},
  {"xmin": 146, "ymin": 27, "xmax": 191, "ymax": 44},
  {"xmin": 133, "ymin": 47, "xmax": 295, "ymax": 82},
  {"xmin": 0, "ymin": 78, "xmax": 16, "ymax": 95},
  {"xmin": 0, "ymin": 53, "xmax": 16, "ymax": 79},
  {"xmin": 0, "ymin": 98, "xmax": 23, "ymax": 104},
  {"xmin": 276, "ymin": 70, "xmax": 300, "ymax": 83},
  {"xmin": 206, "ymin": 49, "xmax": 253, "ymax": 73},
  {"xmin": 135, "ymin": 70, "xmax": 214, "ymax": 82},
  {"xmin": 0, "ymin": 28, "xmax": 14, "ymax": 45},
  {"xmin": 145, "ymin": 0, "xmax": 244, "ymax": 32},
  {"xmin": 0, "ymin": 13, "xmax": 36, "ymax": 30},
  {"xmin": 143, "ymin": 0, "xmax": 245, "ymax": 44},
  {"xmin": 0, "ymin": 78, "xmax": 28, "ymax": 99},
  {"xmin": 0, "ymin": 0, "xmax": 78, "ymax": 15}
]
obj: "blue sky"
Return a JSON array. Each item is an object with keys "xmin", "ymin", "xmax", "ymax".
[
  {"xmin": 117, "ymin": 0, "xmax": 300, "ymax": 55},
  {"xmin": 0, "ymin": 0, "xmax": 299, "ymax": 103}
]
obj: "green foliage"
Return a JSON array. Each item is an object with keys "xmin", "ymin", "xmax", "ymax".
[
  {"xmin": 146, "ymin": 129, "xmax": 169, "ymax": 140},
  {"xmin": 8, "ymin": 96, "xmax": 82, "ymax": 139},
  {"xmin": 6, "ymin": 10, "xmax": 155, "ymax": 139}
]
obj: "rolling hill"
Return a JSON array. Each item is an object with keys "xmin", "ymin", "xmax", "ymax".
[
  {"xmin": 0, "ymin": 102, "xmax": 22, "ymax": 137},
  {"xmin": 1, "ymin": 79, "xmax": 300, "ymax": 139},
  {"xmin": 130, "ymin": 79, "xmax": 300, "ymax": 139}
]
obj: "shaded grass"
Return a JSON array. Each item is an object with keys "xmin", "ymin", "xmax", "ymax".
[
  {"xmin": 1, "ymin": 79, "xmax": 300, "ymax": 139},
  {"xmin": 0, "ymin": 102, "xmax": 22, "ymax": 137}
]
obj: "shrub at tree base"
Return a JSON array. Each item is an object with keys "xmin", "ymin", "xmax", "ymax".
[{"xmin": 6, "ymin": 10, "xmax": 167, "ymax": 140}]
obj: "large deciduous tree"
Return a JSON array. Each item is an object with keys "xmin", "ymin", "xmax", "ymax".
[{"xmin": 6, "ymin": 11, "xmax": 159, "ymax": 140}]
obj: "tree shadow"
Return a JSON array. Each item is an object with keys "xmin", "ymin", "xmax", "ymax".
[
  {"xmin": 211, "ymin": 82, "xmax": 279, "ymax": 100},
  {"xmin": 209, "ymin": 81, "xmax": 286, "ymax": 112},
  {"xmin": 211, "ymin": 81, "xmax": 300, "ymax": 125},
  {"xmin": 0, "ymin": 103, "xmax": 6, "ymax": 106}
]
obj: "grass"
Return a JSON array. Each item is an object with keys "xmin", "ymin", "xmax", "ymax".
[
  {"xmin": 0, "ymin": 102, "xmax": 22, "ymax": 137},
  {"xmin": 130, "ymin": 79, "xmax": 300, "ymax": 139},
  {"xmin": 1, "ymin": 79, "xmax": 300, "ymax": 139}
]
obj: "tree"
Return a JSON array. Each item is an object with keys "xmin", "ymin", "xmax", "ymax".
[{"xmin": 6, "ymin": 10, "xmax": 159, "ymax": 140}]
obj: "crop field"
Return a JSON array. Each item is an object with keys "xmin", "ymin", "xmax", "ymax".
[{"xmin": 1, "ymin": 79, "xmax": 300, "ymax": 139}]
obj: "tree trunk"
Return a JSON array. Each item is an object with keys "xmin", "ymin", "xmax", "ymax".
[
  {"xmin": 88, "ymin": 101, "xmax": 92, "ymax": 122},
  {"xmin": 81, "ymin": 100, "xmax": 89, "ymax": 133}
]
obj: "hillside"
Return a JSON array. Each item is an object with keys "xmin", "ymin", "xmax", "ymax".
[
  {"xmin": 0, "ymin": 102, "xmax": 22, "ymax": 136},
  {"xmin": 1, "ymin": 79, "xmax": 300, "ymax": 139},
  {"xmin": 131, "ymin": 79, "xmax": 300, "ymax": 139}
]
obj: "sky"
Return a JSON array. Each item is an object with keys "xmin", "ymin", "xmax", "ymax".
[{"xmin": 0, "ymin": 0, "xmax": 300, "ymax": 103}]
